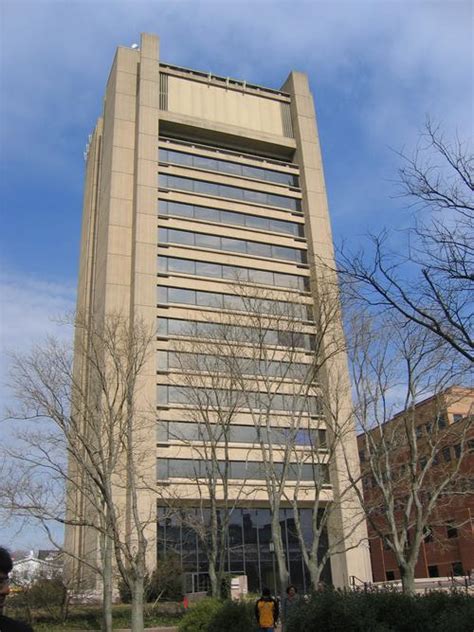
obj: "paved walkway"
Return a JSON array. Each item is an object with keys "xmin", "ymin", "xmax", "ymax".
[{"xmin": 115, "ymin": 628, "xmax": 178, "ymax": 632}]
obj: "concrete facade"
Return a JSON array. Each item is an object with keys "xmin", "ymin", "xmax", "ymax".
[{"xmin": 66, "ymin": 32, "xmax": 371, "ymax": 591}]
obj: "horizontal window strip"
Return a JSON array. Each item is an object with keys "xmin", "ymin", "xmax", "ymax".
[
  {"xmin": 159, "ymin": 174, "xmax": 301, "ymax": 212},
  {"xmin": 159, "ymin": 148, "xmax": 299, "ymax": 187},
  {"xmin": 157, "ymin": 317, "xmax": 316, "ymax": 351},
  {"xmin": 158, "ymin": 256, "xmax": 310, "ymax": 291},
  {"xmin": 158, "ymin": 227, "xmax": 306, "ymax": 264},
  {"xmin": 159, "ymin": 200, "xmax": 305, "ymax": 237},
  {"xmin": 157, "ymin": 420, "xmax": 327, "ymax": 448},
  {"xmin": 157, "ymin": 385, "xmax": 323, "ymax": 416},
  {"xmin": 156, "ymin": 458, "xmax": 329, "ymax": 483},
  {"xmin": 157, "ymin": 286, "xmax": 313, "ymax": 320},
  {"xmin": 157, "ymin": 350, "xmax": 316, "ymax": 381}
]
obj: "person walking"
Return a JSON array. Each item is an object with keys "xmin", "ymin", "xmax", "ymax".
[
  {"xmin": 281, "ymin": 584, "xmax": 300, "ymax": 631},
  {"xmin": 255, "ymin": 587, "xmax": 279, "ymax": 632}
]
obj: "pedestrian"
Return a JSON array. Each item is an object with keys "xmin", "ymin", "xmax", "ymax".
[
  {"xmin": 281, "ymin": 584, "xmax": 300, "ymax": 631},
  {"xmin": 255, "ymin": 586, "xmax": 279, "ymax": 632},
  {"xmin": 0, "ymin": 546, "xmax": 34, "ymax": 631}
]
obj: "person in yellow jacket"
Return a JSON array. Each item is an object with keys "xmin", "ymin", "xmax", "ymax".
[{"xmin": 255, "ymin": 587, "xmax": 279, "ymax": 631}]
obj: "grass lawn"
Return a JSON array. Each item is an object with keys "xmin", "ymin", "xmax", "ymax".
[{"xmin": 5, "ymin": 603, "xmax": 184, "ymax": 630}]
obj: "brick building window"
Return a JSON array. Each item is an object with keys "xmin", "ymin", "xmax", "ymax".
[{"xmin": 447, "ymin": 525, "xmax": 458, "ymax": 539}]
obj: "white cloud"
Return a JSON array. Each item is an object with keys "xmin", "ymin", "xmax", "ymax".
[{"xmin": 0, "ymin": 270, "xmax": 76, "ymax": 405}]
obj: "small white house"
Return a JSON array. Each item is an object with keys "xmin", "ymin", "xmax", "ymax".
[{"xmin": 12, "ymin": 550, "xmax": 63, "ymax": 586}]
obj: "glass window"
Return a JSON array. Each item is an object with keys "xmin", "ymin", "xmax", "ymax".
[
  {"xmin": 157, "ymin": 385, "xmax": 168, "ymax": 406},
  {"xmin": 194, "ymin": 206, "xmax": 219, "ymax": 222},
  {"xmin": 273, "ymin": 273, "xmax": 295, "ymax": 289},
  {"xmin": 447, "ymin": 525, "xmax": 458, "ymax": 539},
  {"xmin": 230, "ymin": 426, "xmax": 257, "ymax": 443},
  {"xmin": 158, "ymin": 228, "xmax": 168, "ymax": 242},
  {"xmin": 156, "ymin": 421, "xmax": 168, "ymax": 442},
  {"xmin": 158, "ymin": 200, "xmax": 169, "ymax": 214},
  {"xmin": 222, "ymin": 265, "xmax": 247, "ymax": 281},
  {"xmin": 222, "ymin": 238, "xmax": 246, "ymax": 253},
  {"xmin": 170, "ymin": 176, "xmax": 193, "ymax": 191},
  {"xmin": 442, "ymin": 446, "xmax": 452, "ymax": 462},
  {"xmin": 169, "ymin": 459, "xmax": 199, "ymax": 478},
  {"xmin": 196, "ymin": 262, "xmax": 222, "ymax": 278},
  {"xmin": 157, "ymin": 257, "xmax": 168, "ymax": 273},
  {"xmin": 272, "ymin": 245, "xmax": 297, "ymax": 261},
  {"xmin": 194, "ymin": 155, "xmax": 218, "ymax": 171},
  {"xmin": 218, "ymin": 160, "xmax": 242, "ymax": 176},
  {"xmin": 220, "ymin": 210, "xmax": 241, "ymax": 226},
  {"xmin": 168, "ymin": 288, "xmax": 196, "ymax": 304},
  {"xmin": 194, "ymin": 180, "xmax": 215, "ymax": 196},
  {"xmin": 156, "ymin": 459, "xmax": 169, "ymax": 479},
  {"xmin": 245, "ymin": 214, "xmax": 268, "ymax": 230},
  {"xmin": 267, "ymin": 170, "xmax": 295, "ymax": 186},
  {"xmin": 167, "ymin": 229, "xmax": 194, "ymax": 245},
  {"xmin": 157, "ymin": 287, "xmax": 168, "ymax": 303},
  {"xmin": 242, "ymin": 165, "xmax": 263, "ymax": 180},
  {"xmin": 168, "ymin": 201, "xmax": 194, "ymax": 218},
  {"xmin": 268, "ymin": 194, "xmax": 300, "ymax": 211},
  {"xmin": 249, "ymin": 269, "xmax": 273, "ymax": 285},
  {"xmin": 270, "ymin": 219, "xmax": 292, "ymax": 234},
  {"xmin": 195, "ymin": 233, "xmax": 220, "ymax": 249},
  {"xmin": 196, "ymin": 291, "xmax": 222, "ymax": 308},
  {"xmin": 168, "ymin": 258, "xmax": 195, "ymax": 274},
  {"xmin": 219, "ymin": 184, "xmax": 243, "ymax": 200},
  {"xmin": 243, "ymin": 189, "xmax": 267, "ymax": 205},
  {"xmin": 247, "ymin": 241, "xmax": 272, "ymax": 258},
  {"xmin": 223, "ymin": 295, "xmax": 245, "ymax": 311},
  {"xmin": 168, "ymin": 150, "xmax": 193, "ymax": 166},
  {"xmin": 157, "ymin": 318, "xmax": 168, "ymax": 336},
  {"xmin": 157, "ymin": 351, "xmax": 168, "ymax": 371}
]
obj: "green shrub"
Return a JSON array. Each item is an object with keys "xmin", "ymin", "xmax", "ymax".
[
  {"xmin": 119, "ymin": 557, "xmax": 183, "ymax": 604},
  {"xmin": 178, "ymin": 597, "xmax": 222, "ymax": 632},
  {"xmin": 148, "ymin": 556, "xmax": 183, "ymax": 601},
  {"xmin": 6, "ymin": 575, "xmax": 68, "ymax": 623},
  {"xmin": 286, "ymin": 590, "xmax": 474, "ymax": 632},
  {"xmin": 207, "ymin": 599, "xmax": 259, "ymax": 632}
]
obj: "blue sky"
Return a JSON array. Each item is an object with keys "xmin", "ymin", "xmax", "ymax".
[{"xmin": 0, "ymin": 0, "xmax": 472, "ymax": 547}]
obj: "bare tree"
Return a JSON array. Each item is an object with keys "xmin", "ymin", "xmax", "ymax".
[
  {"xmin": 345, "ymin": 310, "xmax": 473, "ymax": 594},
  {"xmin": 157, "ymin": 277, "xmax": 367, "ymax": 595},
  {"xmin": 157, "ymin": 327, "xmax": 250, "ymax": 598},
  {"xmin": 338, "ymin": 120, "xmax": 473, "ymax": 362},
  {"xmin": 1, "ymin": 313, "xmax": 156, "ymax": 632}
]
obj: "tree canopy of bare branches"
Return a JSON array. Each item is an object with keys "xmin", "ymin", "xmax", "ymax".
[
  {"xmin": 157, "ymin": 278, "xmax": 368, "ymax": 595},
  {"xmin": 338, "ymin": 120, "xmax": 473, "ymax": 363},
  {"xmin": 1, "ymin": 313, "xmax": 156, "ymax": 632},
  {"xmin": 345, "ymin": 308, "xmax": 473, "ymax": 594}
]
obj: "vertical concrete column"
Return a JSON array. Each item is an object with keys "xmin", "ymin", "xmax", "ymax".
[
  {"xmin": 129, "ymin": 32, "xmax": 160, "ymax": 571},
  {"xmin": 64, "ymin": 120, "xmax": 104, "ymax": 588},
  {"xmin": 283, "ymin": 72, "xmax": 372, "ymax": 586},
  {"xmin": 98, "ymin": 45, "xmax": 140, "ymax": 315}
]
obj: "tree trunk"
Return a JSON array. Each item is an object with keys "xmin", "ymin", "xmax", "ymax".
[
  {"xmin": 307, "ymin": 556, "xmax": 322, "ymax": 591},
  {"xmin": 400, "ymin": 563, "xmax": 416, "ymax": 596},
  {"xmin": 208, "ymin": 554, "xmax": 219, "ymax": 598},
  {"xmin": 271, "ymin": 512, "xmax": 289, "ymax": 597},
  {"xmin": 130, "ymin": 577, "xmax": 145, "ymax": 632},
  {"xmin": 102, "ymin": 536, "xmax": 113, "ymax": 632}
]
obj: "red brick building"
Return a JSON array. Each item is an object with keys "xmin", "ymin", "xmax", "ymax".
[{"xmin": 358, "ymin": 386, "xmax": 474, "ymax": 582}]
